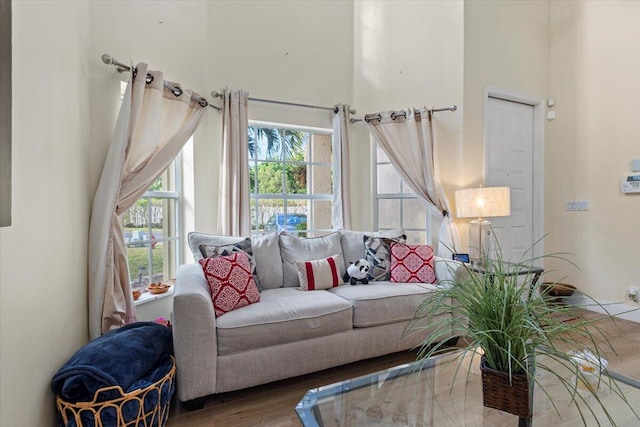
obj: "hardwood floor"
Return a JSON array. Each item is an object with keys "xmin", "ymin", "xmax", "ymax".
[{"xmin": 166, "ymin": 310, "xmax": 640, "ymax": 427}]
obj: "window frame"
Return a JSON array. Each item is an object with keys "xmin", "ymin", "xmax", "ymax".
[
  {"xmin": 248, "ymin": 120, "xmax": 334, "ymax": 237},
  {"xmin": 124, "ymin": 154, "xmax": 182, "ymax": 290},
  {"xmin": 373, "ymin": 142, "xmax": 433, "ymax": 244}
]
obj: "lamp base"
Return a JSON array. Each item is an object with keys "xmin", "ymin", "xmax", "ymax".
[{"xmin": 469, "ymin": 218, "xmax": 492, "ymax": 265}]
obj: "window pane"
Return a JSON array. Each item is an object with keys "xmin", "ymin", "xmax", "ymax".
[
  {"xmin": 281, "ymin": 129, "xmax": 308, "ymax": 162},
  {"xmin": 257, "ymin": 161, "xmax": 284, "ymax": 194},
  {"xmin": 249, "ymin": 126, "xmax": 282, "ymax": 160},
  {"xmin": 309, "ymin": 134, "xmax": 332, "ymax": 163},
  {"xmin": 249, "ymin": 163, "xmax": 256, "ymax": 193},
  {"xmin": 405, "ymin": 230, "xmax": 426, "ymax": 245},
  {"xmin": 400, "ymin": 179, "xmax": 415, "ymax": 194},
  {"xmin": 251, "ymin": 199, "xmax": 258, "ymax": 232},
  {"xmin": 311, "ymin": 165, "xmax": 332, "ymax": 195},
  {"xmin": 150, "ymin": 176, "xmax": 164, "ymax": 191},
  {"xmin": 285, "ymin": 163, "xmax": 307, "ymax": 194},
  {"xmin": 128, "ymin": 246, "xmax": 150, "ymax": 291},
  {"xmin": 377, "ymin": 164, "xmax": 401, "ymax": 194},
  {"xmin": 311, "ymin": 200, "xmax": 332, "ymax": 230},
  {"xmin": 261, "ymin": 199, "xmax": 285, "ymax": 232},
  {"xmin": 377, "ymin": 144, "xmax": 389, "ymax": 163},
  {"xmin": 151, "ymin": 239, "xmax": 176, "ymax": 283},
  {"xmin": 402, "ymin": 198, "xmax": 426, "ymax": 229},
  {"xmin": 378, "ymin": 199, "xmax": 401, "ymax": 229},
  {"xmin": 149, "ymin": 197, "xmax": 165, "ymax": 230},
  {"xmin": 248, "ymin": 123, "xmax": 332, "ymax": 238},
  {"xmin": 124, "ymin": 198, "xmax": 150, "ymax": 230}
]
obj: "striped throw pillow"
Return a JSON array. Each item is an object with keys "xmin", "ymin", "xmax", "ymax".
[{"xmin": 296, "ymin": 254, "xmax": 344, "ymax": 291}]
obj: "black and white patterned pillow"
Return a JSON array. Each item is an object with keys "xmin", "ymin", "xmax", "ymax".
[
  {"xmin": 363, "ymin": 235, "xmax": 407, "ymax": 281},
  {"xmin": 199, "ymin": 238, "xmax": 261, "ymax": 291}
]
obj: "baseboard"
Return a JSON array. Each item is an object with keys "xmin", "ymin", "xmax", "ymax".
[{"xmin": 565, "ymin": 295, "xmax": 640, "ymax": 324}]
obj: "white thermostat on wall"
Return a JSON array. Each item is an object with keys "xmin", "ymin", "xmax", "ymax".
[{"xmin": 621, "ymin": 175, "xmax": 640, "ymax": 193}]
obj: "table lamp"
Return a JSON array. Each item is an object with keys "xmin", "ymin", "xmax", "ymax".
[{"xmin": 455, "ymin": 186, "xmax": 511, "ymax": 263}]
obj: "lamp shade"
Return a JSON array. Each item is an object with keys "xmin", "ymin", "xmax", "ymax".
[{"xmin": 455, "ymin": 187, "xmax": 511, "ymax": 218}]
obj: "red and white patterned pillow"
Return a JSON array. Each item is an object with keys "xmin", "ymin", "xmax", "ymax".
[
  {"xmin": 295, "ymin": 254, "xmax": 344, "ymax": 291},
  {"xmin": 199, "ymin": 252, "xmax": 260, "ymax": 317},
  {"xmin": 389, "ymin": 243, "xmax": 437, "ymax": 284}
]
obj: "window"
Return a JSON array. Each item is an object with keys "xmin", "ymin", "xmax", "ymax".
[
  {"xmin": 118, "ymin": 81, "xmax": 181, "ymax": 291},
  {"xmin": 248, "ymin": 123, "xmax": 333, "ymax": 237},
  {"xmin": 123, "ymin": 158, "xmax": 181, "ymax": 291},
  {"xmin": 374, "ymin": 144, "xmax": 432, "ymax": 244}
]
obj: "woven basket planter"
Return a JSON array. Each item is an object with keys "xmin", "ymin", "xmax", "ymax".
[
  {"xmin": 56, "ymin": 356, "xmax": 176, "ymax": 427},
  {"xmin": 480, "ymin": 356, "xmax": 532, "ymax": 418}
]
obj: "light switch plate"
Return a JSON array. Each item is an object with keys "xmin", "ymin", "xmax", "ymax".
[{"xmin": 566, "ymin": 199, "xmax": 589, "ymax": 211}]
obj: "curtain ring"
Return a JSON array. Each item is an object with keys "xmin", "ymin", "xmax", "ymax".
[
  {"xmin": 198, "ymin": 97, "xmax": 209, "ymax": 108},
  {"xmin": 145, "ymin": 73, "xmax": 154, "ymax": 84},
  {"xmin": 391, "ymin": 112, "xmax": 397, "ymax": 120},
  {"xmin": 132, "ymin": 67, "xmax": 138, "ymax": 79},
  {"xmin": 172, "ymin": 86, "xmax": 183, "ymax": 97}
]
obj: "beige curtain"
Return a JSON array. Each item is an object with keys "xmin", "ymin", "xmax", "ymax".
[
  {"xmin": 332, "ymin": 105, "xmax": 352, "ymax": 230},
  {"xmin": 218, "ymin": 89, "xmax": 250, "ymax": 236},
  {"xmin": 88, "ymin": 63, "xmax": 207, "ymax": 339},
  {"xmin": 365, "ymin": 108, "xmax": 460, "ymax": 258}
]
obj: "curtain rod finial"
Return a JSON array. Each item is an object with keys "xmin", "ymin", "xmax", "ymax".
[
  {"xmin": 449, "ymin": 105, "xmax": 457, "ymax": 112},
  {"xmin": 101, "ymin": 54, "xmax": 114, "ymax": 65}
]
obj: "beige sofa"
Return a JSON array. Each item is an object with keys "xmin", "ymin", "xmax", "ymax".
[{"xmin": 172, "ymin": 229, "xmax": 461, "ymax": 409}]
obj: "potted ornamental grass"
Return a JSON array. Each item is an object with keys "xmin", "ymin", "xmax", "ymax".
[{"xmin": 406, "ymin": 238, "xmax": 639, "ymax": 424}]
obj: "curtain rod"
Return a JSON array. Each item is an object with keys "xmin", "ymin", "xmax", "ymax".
[
  {"xmin": 349, "ymin": 105, "xmax": 457, "ymax": 124},
  {"xmin": 210, "ymin": 90, "xmax": 356, "ymax": 115},
  {"xmin": 101, "ymin": 54, "xmax": 221, "ymax": 112}
]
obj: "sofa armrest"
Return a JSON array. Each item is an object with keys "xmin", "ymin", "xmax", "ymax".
[
  {"xmin": 434, "ymin": 256, "xmax": 464, "ymax": 287},
  {"xmin": 172, "ymin": 263, "xmax": 218, "ymax": 402}
]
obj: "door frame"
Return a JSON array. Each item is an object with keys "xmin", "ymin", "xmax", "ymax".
[{"xmin": 483, "ymin": 86, "xmax": 545, "ymax": 262}]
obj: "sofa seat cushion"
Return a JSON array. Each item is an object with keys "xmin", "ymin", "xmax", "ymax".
[
  {"xmin": 216, "ymin": 288, "xmax": 353, "ymax": 355},
  {"xmin": 328, "ymin": 282, "xmax": 434, "ymax": 327}
]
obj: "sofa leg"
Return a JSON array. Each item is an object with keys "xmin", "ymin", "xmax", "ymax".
[{"xmin": 183, "ymin": 397, "xmax": 207, "ymax": 411}]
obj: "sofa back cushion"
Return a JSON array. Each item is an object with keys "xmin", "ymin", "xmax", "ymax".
[
  {"xmin": 250, "ymin": 232, "xmax": 284, "ymax": 289},
  {"xmin": 187, "ymin": 231, "xmax": 284, "ymax": 290},
  {"xmin": 339, "ymin": 228, "xmax": 405, "ymax": 265},
  {"xmin": 279, "ymin": 232, "xmax": 345, "ymax": 288},
  {"xmin": 188, "ymin": 232, "xmax": 245, "ymax": 261}
]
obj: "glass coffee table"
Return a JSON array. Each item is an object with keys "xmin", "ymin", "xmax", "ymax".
[{"xmin": 296, "ymin": 350, "xmax": 640, "ymax": 426}]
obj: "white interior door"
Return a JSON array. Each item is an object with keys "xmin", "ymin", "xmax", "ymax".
[{"xmin": 485, "ymin": 96, "xmax": 534, "ymax": 263}]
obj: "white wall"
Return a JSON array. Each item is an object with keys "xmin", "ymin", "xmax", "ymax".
[
  {"xmin": 198, "ymin": 0, "xmax": 354, "ymax": 234},
  {"xmin": 0, "ymin": 2, "xmax": 90, "ymax": 426},
  {"xmin": 462, "ymin": 0, "xmax": 550, "ymax": 249},
  {"xmin": 547, "ymin": 1, "xmax": 640, "ymax": 305},
  {"xmin": 352, "ymin": 0, "xmax": 465, "ymax": 237},
  {"xmin": 1, "ymin": 2, "xmax": 353, "ymax": 425},
  {"xmin": 3, "ymin": 2, "xmax": 638, "ymax": 426}
]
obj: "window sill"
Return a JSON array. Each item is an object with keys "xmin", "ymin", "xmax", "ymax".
[{"xmin": 134, "ymin": 286, "xmax": 174, "ymax": 306}]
